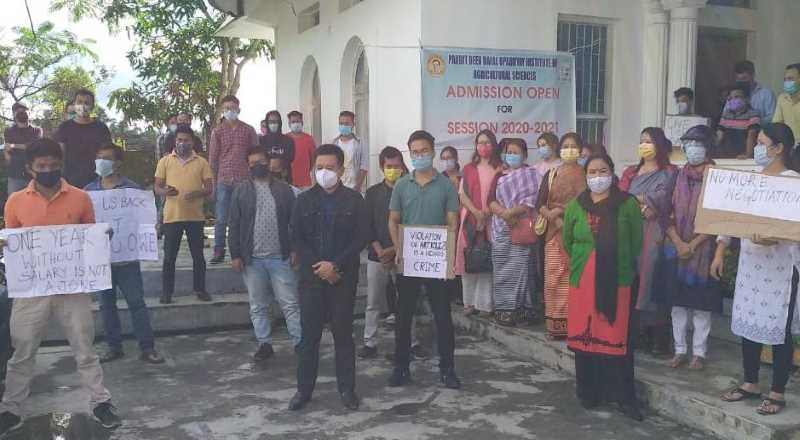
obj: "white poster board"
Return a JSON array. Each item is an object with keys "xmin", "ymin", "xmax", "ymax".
[
  {"xmin": 399, "ymin": 225, "xmax": 454, "ymax": 280},
  {"xmin": 664, "ymin": 115, "xmax": 709, "ymax": 147},
  {"xmin": 1, "ymin": 223, "xmax": 113, "ymax": 298},
  {"xmin": 88, "ymin": 188, "xmax": 159, "ymax": 263}
]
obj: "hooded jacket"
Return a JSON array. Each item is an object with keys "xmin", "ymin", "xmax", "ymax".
[{"xmin": 259, "ymin": 110, "xmax": 296, "ymax": 183}]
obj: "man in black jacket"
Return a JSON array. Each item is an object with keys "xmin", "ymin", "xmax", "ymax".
[
  {"xmin": 289, "ymin": 144, "xmax": 367, "ymax": 411},
  {"xmin": 228, "ymin": 146, "xmax": 301, "ymax": 363}
]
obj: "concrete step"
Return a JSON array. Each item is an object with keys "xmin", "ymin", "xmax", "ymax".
[{"xmin": 451, "ymin": 311, "xmax": 800, "ymax": 440}]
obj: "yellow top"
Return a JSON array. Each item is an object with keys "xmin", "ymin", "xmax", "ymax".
[
  {"xmin": 155, "ymin": 153, "xmax": 213, "ymax": 223},
  {"xmin": 773, "ymin": 93, "xmax": 800, "ymax": 142}
]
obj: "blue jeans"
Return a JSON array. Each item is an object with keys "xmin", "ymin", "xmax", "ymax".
[
  {"xmin": 214, "ymin": 182, "xmax": 235, "ymax": 253},
  {"xmin": 242, "ymin": 256, "xmax": 302, "ymax": 347},
  {"xmin": 99, "ymin": 263, "xmax": 155, "ymax": 352}
]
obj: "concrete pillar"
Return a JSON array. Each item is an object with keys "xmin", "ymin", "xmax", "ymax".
[
  {"xmin": 663, "ymin": 0, "xmax": 708, "ymax": 116},
  {"xmin": 641, "ymin": 0, "xmax": 670, "ymax": 128}
]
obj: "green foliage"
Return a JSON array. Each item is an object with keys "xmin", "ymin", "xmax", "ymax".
[{"xmin": 0, "ymin": 21, "xmax": 96, "ymax": 118}]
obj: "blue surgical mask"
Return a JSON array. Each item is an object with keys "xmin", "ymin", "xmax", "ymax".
[
  {"xmin": 339, "ymin": 125, "xmax": 353, "ymax": 136},
  {"xmin": 95, "ymin": 159, "xmax": 115, "ymax": 178},
  {"xmin": 754, "ymin": 143, "xmax": 776, "ymax": 168},
  {"xmin": 784, "ymin": 80, "xmax": 799, "ymax": 95},
  {"xmin": 577, "ymin": 157, "xmax": 588, "ymax": 167},
  {"xmin": 683, "ymin": 141, "xmax": 707, "ymax": 166},
  {"xmin": 538, "ymin": 146, "xmax": 552, "ymax": 160},
  {"xmin": 223, "ymin": 110, "xmax": 239, "ymax": 121},
  {"xmin": 411, "ymin": 154, "xmax": 434, "ymax": 171},
  {"xmin": 503, "ymin": 153, "xmax": 523, "ymax": 169}
]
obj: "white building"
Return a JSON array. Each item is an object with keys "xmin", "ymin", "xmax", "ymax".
[{"xmin": 211, "ymin": 0, "xmax": 800, "ymax": 182}]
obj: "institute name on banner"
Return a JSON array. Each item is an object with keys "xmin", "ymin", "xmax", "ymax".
[
  {"xmin": 88, "ymin": 188, "xmax": 159, "ymax": 263},
  {"xmin": 2, "ymin": 223, "xmax": 113, "ymax": 298},
  {"xmin": 421, "ymin": 47, "xmax": 576, "ymax": 151}
]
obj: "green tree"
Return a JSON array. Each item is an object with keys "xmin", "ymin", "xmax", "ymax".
[
  {"xmin": 53, "ymin": 0, "xmax": 272, "ymax": 138},
  {"xmin": 0, "ymin": 21, "xmax": 96, "ymax": 121}
]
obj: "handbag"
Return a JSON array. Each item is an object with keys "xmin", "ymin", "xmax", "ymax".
[
  {"xmin": 511, "ymin": 208, "xmax": 537, "ymax": 245},
  {"xmin": 464, "ymin": 218, "xmax": 492, "ymax": 273},
  {"xmin": 534, "ymin": 169, "xmax": 557, "ymax": 236}
]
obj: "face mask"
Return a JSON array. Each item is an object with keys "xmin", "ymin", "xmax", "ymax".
[
  {"xmin": 15, "ymin": 112, "xmax": 29, "ymax": 125},
  {"xmin": 503, "ymin": 153, "xmax": 523, "ymax": 169},
  {"xmin": 638, "ymin": 142, "xmax": 657, "ymax": 160},
  {"xmin": 577, "ymin": 157, "xmax": 588, "ymax": 167},
  {"xmin": 587, "ymin": 175, "xmax": 614, "ymax": 194},
  {"xmin": 223, "ymin": 110, "xmax": 239, "ymax": 121},
  {"xmin": 268, "ymin": 123, "xmax": 280, "ymax": 133},
  {"xmin": 95, "ymin": 159, "xmax": 115, "ymax": 178},
  {"xmin": 784, "ymin": 80, "xmax": 799, "ymax": 95},
  {"xmin": 677, "ymin": 102, "xmax": 690, "ymax": 115},
  {"xmin": 538, "ymin": 146, "xmax": 553, "ymax": 160},
  {"xmin": 34, "ymin": 169, "xmax": 62, "ymax": 187},
  {"xmin": 411, "ymin": 154, "xmax": 434, "ymax": 171},
  {"xmin": 68, "ymin": 111, "xmax": 77, "ymax": 121},
  {"xmin": 339, "ymin": 125, "xmax": 353, "ymax": 136},
  {"xmin": 683, "ymin": 141, "xmax": 707, "ymax": 166},
  {"xmin": 290, "ymin": 122, "xmax": 303, "ymax": 133},
  {"xmin": 754, "ymin": 143, "xmax": 776, "ymax": 167},
  {"xmin": 315, "ymin": 168, "xmax": 339, "ymax": 189},
  {"xmin": 560, "ymin": 148, "xmax": 579, "ymax": 162},
  {"xmin": 168, "ymin": 124, "xmax": 177, "ymax": 133},
  {"xmin": 477, "ymin": 144, "xmax": 493, "ymax": 158},
  {"xmin": 175, "ymin": 142, "xmax": 193, "ymax": 157},
  {"xmin": 442, "ymin": 158, "xmax": 457, "ymax": 171},
  {"xmin": 384, "ymin": 168, "xmax": 403, "ymax": 183},
  {"xmin": 74, "ymin": 104, "xmax": 89, "ymax": 117},
  {"xmin": 727, "ymin": 97, "xmax": 745, "ymax": 112},
  {"xmin": 250, "ymin": 163, "xmax": 269, "ymax": 178}
]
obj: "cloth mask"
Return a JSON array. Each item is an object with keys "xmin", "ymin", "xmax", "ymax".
[
  {"xmin": 727, "ymin": 97, "xmax": 745, "ymax": 112},
  {"xmin": 95, "ymin": 159, "xmax": 115, "ymax": 178},
  {"xmin": 315, "ymin": 168, "xmax": 339, "ymax": 189},
  {"xmin": 175, "ymin": 143, "xmax": 193, "ymax": 157},
  {"xmin": 250, "ymin": 163, "xmax": 269, "ymax": 178},
  {"xmin": 560, "ymin": 148, "xmax": 579, "ymax": 162},
  {"xmin": 384, "ymin": 168, "xmax": 403, "ymax": 183},
  {"xmin": 477, "ymin": 144, "xmax": 493, "ymax": 158},
  {"xmin": 638, "ymin": 143, "xmax": 657, "ymax": 160},
  {"xmin": 587, "ymin": 175, "xmax": 614, "ymax": 194},
  {"xmin": 35, "ymin": 169, "xmax": 62, "ymax": 187}
]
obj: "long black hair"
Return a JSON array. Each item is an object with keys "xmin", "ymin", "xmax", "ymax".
[{"xmin": 761, "ymin": 122, "xmax": 799, "ymax": 172}]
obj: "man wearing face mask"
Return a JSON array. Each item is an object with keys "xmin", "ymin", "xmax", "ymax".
[
  {"xmin": 673, "ymin": 88, "xmax": 695, "ymax": 116},
  {"xmin": 156, "ymin": 125, "xmax": 214, "ymax": 304},
  {"xmin": 228, "ymin": 146, "xmax": 301, "ymax": 363},
  {"xmin": 717, "ymin": 83, "xmax": 761, "ymax": 158},
  {"xmin": 54, "ymin": 88, "xmax": 112, "ymax": 188},
  {"xmin": 84, "ymin": 144, "xmax": 164, "ymax": 365},
  {"xmin": 733, "ymin": 60, "xmax": 776, "ymax": 123},
  {"xmin": 209, "ymin": 95, "xmax": 258, "ymax": 264},
  {"xmin": 332, "ymin": 111, "xmax": 369, "ymax": 193},
  {"xmin": 4, "ymin": 102, "xmax": 42, "ymax": 193},
  {"xmin": 286, "ymin": 111, "xmax": 316, "ymax": 189},
  {"xmin": 0, "ymin": 139, "xmax": 121, "ymax": 434},
  {"xmin": 773, "ymin": 63, "xmax": 800, "ymax": 144},
  {"xmin": 259, "ymin": 110, "xmax": 295, "ymax": 184},
  {"xmin": 288, "ymin": 144, "xmax": 368, "ymax": 412}
]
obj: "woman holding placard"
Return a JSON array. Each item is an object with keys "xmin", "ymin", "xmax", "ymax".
[
  {"xmin": 487, "ymin": 138, "xmax": 540, "ymax": 326},
  {"xmin": 715, "ymin": 122, "xmax": 800, "ymax": 416},
  {"xmin": 666, "ymin": 125, "xmax": 722, "ymax": 371}
]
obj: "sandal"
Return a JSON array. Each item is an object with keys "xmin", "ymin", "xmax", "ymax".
[
  {"xmin": 688, "ymin": 356, "xmax": 705, "ymax": 371},
  {"xmin": 757, "ymin": 398, "xmax": 786, "ymax": 415},
  {"xmin": 721, "ymin": 386, "xmax": 762, "ymax": 402},
  {"xmin": 669, "ymin": 354, "xmax": 687, "ymax": 369}
]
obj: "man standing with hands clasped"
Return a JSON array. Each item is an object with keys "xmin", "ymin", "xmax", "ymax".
[
  {"xmin": 387, "ymin": 130, "xmax": 461, "ymax": 389},
  {"xmin": 288, "ymin": 144, "xmax": 368, "ymax": 412}
]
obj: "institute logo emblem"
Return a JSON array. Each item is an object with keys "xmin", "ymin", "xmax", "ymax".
[{"xmin": 427, "ymin": 53, "xmax": 446, "ymax": 77}]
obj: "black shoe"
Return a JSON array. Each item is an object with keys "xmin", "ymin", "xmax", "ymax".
[
  {"xmin": 209, "ymin": 254, "xmax": 225, "ymax": 265},
  {"xmin": 620, "ymin": 403, "xmax": 644, "ymax": 421},
  {"xmin": 0, "ymin": 411, "xmax": 21, "ymax": 435},
  {"xmin": 440, "ymin": 368, "xmax": 461, "ymax": 389},
  {"xmin": 99, "ymin": 349, "xmax": 124, "ymax": 364},
  {"xmin": 159, "ymin": 294, "xmax": 173, "ymax": 305},
  {"xmin": 387, "ymin": 367, "xmax": 411, "ymax": 387},
  {"xmin": 357, "ymin": 345, "xmax": 377, "ymax": 359},
  {"xmin": 410, "ymin": 344, "xmax": 428, "ymax": 360},
  {"xmin": 254, "ymin": 343, "xmax": 274, "ymax": 362},
  {"xmin": 93, "ymin": 401, "xmax": 122, "ymax": 429},
  {"xmin": 196, "ymin": 291, "xmax": 213, "ymax": 302},
  {"xmin": 140, "ymin": 350, "xmax": 165, "ymax": 364},
  {"xmin": 340, "ymin": 390, "xmax": 359, "ymax": 410},
  {"xmin": 288, "ymin": 392, "xmax": 311, "ymax": 411}
]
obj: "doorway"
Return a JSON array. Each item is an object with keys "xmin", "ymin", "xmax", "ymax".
[{"xmin": 695, "ymin": 26, "xmax": 748, "ymax": 121}]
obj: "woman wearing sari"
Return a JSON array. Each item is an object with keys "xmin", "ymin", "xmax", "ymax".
[
  {"xmin": 488, "ymin": 138, "xmax": 540, "ymax": 326},
  {"xmin": 619, "ymin": 127, "xmax": 678, "ymax": 356},
  {"xmin": 666, "ymin": 125, "xmax": 722, "ymax": 370},
  {"xmin": 457, "ymin": 129, "xmax": 502, "ymax": 316},
  {"xmin": 564, "ymin": 153, "xmax": 644, "ymax": 421},
  {"xmin": 536, "ymin": 133, "xmax": 587, "ymax": 339}
]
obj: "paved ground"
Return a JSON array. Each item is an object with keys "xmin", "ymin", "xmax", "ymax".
[{"xmin": 3, "ymin": 321, "xmax": 711, "ymax": 440}]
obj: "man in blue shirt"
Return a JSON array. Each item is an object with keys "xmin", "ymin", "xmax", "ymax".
[
  {"xmin": 85, "ymin": 144, "xmax": 164, "ymax": 365},
  {"xmin": 734, "ymin": 60, "xmax": 777, "ymax": 123}
]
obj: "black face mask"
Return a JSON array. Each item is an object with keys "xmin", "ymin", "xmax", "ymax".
[
  {"xmin": 15, "ymin": 112, "xmax": 28, "ymax": 124},
  {"xmin": 34, "ymin": 169, "xmax": 62, "ymax": 187},
  {"xmin": 271, "ymin": 172, "xmax": 284, "ymax": 181},
  {"xmin": 250, "ymin": 163, "xmax": 270, "ymax": 178}
]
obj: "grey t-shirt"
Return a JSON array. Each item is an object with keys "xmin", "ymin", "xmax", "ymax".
[{"xmin": 252, "ymin": 180, "xmax": 281, "ymax": 258}]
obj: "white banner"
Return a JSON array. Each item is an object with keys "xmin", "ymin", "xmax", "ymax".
[
  {"xmin": 701, "ymin": 167, "xmax": 800, "ymax": 222},
  {"xmin": 2, "ymin": 224, "xmax": 112, "ymax": 298},
  {"xmin": 402, "ymin": 226, "xmax": 450, "ymax": 279},
  {"xmin": 421, "ymin": 47, "xmax": 576, "ymax": 150},
  {"xmin": 664, "ymin": 115, "xmax": 709, "ymax": 147},
  {"xmin": 88, "ymin": 188, "xmax": 159, "ymax": 263}
]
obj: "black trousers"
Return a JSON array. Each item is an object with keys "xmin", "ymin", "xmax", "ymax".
[
  {"xmin": 296, "ymin": 274, "xmax": 357, "ymax": 396},
  {"xmin": 574, "ymin": 350, "xmax": 637, "ymax": 406},
  {"xmin": 742, "ymin": 268, "xmax": 799, "ymax": 394},
  {"xmin": 162, "ymin": 221, "xmax": 206, "ymax": 296},
  {"xmin": 394, "ymin": 275, "xmax": 455, "ymax": 370}
]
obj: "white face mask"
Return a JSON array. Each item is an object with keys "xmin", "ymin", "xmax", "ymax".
[
  {"xmin": 223, "ymin": 109, "xmax": 239, "ymax": 121},
  {"xmin": 677, "ymin": 101, "xmax": 690, "ymax": 115},
  {"xmin": 587, "ymin": 175, "xmax": 613, "ymax": 194},
  {"xmin": 315, "ymin": 168, "xmax": 339, "ymax": 189},
  {"xmin": 268, "ymin": 123, "xmax": 280, "ymax": 133},
  {"xmin": 290, "ymin": 122, "xmax": 303, "ymax": 133}
]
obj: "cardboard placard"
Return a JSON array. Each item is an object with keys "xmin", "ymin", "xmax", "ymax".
[
  {"xmin": 88, "ymin": 188, "xmax": 159, "ymax": 263},
  {"xmin": 664, "ymin": 115, "xmax": 709, "ymax": 147},
  {"xmin": 694, "ymin": 167, "xmax": 800, "ymax": 241},
  {"xmin": 397, "ymin": 225, "xmax": 456, "ymax": 280}
]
